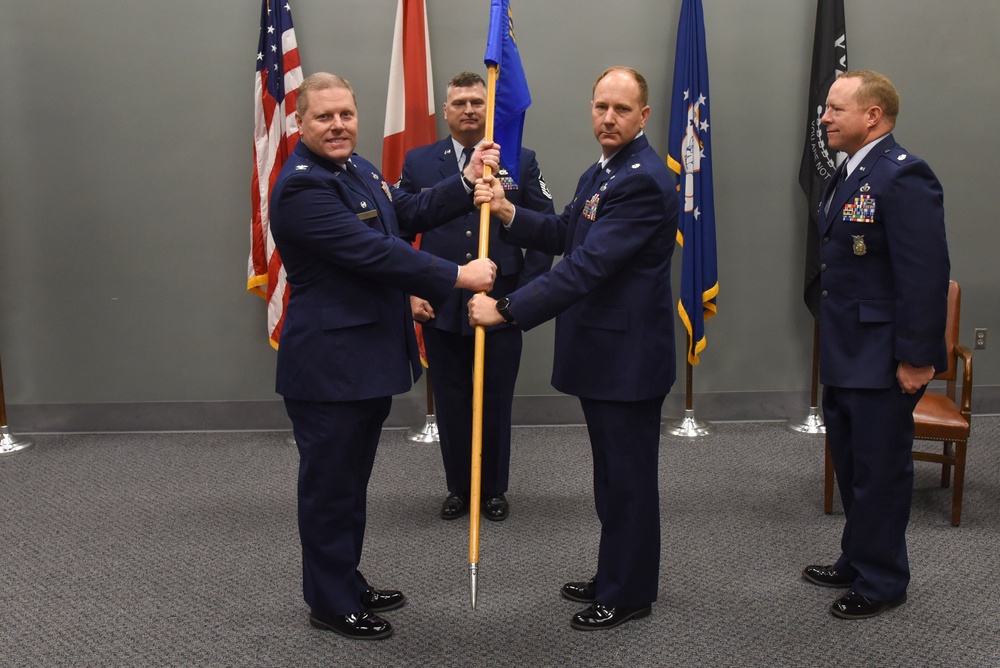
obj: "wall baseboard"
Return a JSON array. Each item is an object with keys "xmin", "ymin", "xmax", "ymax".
[{"xmin": 7, "ymin": 386, "xmax": 998, "ymax": 434}]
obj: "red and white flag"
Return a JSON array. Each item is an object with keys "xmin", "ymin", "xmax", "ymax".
[
  {"xmin": 382, "ymin": 0, "xmax": 436, "ymax": 185},
  {"xmin": 382, "ymin": 0, "xmax": 437, "ymax": 364},
  {"xmin": 248, "ymin": 0, "xmax": 303, "ymax": 349}
]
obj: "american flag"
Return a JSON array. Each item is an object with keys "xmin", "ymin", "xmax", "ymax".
[{"xmin": 248, "ymin": 0, "xmax": 302, "ymax": 349}]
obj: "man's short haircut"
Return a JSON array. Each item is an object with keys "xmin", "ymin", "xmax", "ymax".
[
  {"xmin": 297, "ymin": 72, "xmax": 356, "ymax": 116},
  {"xmin": 447, "ymin": 71, "xmax": 486, "ymax": 92},
  {"xmin": 592, "ymin": 66, "xmax": 649, "ymax": 108},
  {"xmin": 839, "ymin": 69, "xmax": 899, "ymax": 124}
]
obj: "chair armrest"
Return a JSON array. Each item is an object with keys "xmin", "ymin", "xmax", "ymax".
[{"xmin": 954, "ymin": 343, "xmax": 973, "ymax": 420}]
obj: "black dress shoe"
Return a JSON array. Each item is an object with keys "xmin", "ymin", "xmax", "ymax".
[
  {"xmin": 308, "ymin": 610, "xmax": 393, "ymax": 640},
  {"xmin": 483, "ymin": 494, "xmax": 509, "ymax": 521},
  {"xmin": 360, "ymin": 587, "xmax": 406, "ymax": 613},
  {"xmin": 570, "ymin": 602, "xmax": 652, "ymax": 631},
  {"xmin": 441, "ymin": 493, "xmax": 468, "ymax": 520},
  {"xmin": 802, "ymin": 564, "xmax": 854, "ymax": 588},
  {"xmin": 829, "ymin": 590, "xmax": 906, "ymax": 620},
  {"xmin": 561, "ymin": 578, "xmax": 597, "ymax": 603}
]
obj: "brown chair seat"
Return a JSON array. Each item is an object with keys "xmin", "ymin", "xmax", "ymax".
[{"xmin": 913, "ymin": 393, "xmax": 969, "ymax": 442}]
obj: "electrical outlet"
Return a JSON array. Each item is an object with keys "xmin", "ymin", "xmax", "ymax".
[{"xmin": 974, "ymin": 328, "xmax": 987, "ymax": 350}]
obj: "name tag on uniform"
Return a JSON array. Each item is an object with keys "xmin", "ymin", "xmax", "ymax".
[{"xmin": 357, "ymin": 210, "xmax": 378, "ymax": 221}]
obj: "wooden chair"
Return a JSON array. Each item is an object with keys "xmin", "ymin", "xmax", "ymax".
[{"xmin": 824, "ymin": 280, "xmax": 973, "ymax": 526}]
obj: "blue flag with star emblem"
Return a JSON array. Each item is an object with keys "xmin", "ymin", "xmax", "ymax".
[
  {"xmin": 667, "ymin": 0, "xmax": 718, "ymax": 366},
  {"xmin": 484, "ymin": 0, "xmax": 531, "ymax": 185}
]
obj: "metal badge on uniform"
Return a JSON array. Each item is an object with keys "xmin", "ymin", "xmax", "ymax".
[
  {"xmin": 582, "ymin": 193, "xmax": 600, "ymax": 221},
  {"xmin": 295, "ymin": 164, "xmax": 308, "ymax": 171},
  {"xmin": 381, "ymin": 180, "xmax": 393, "ymax": 202},
  {"xmin": 599, "ymin": 183, "xmax": 607, "ymax": 191},
  {"xmin": 842, "ymin": 194, "xmax": 876, "ymax": 223},
  {"xmin": 860, "ymin": 183, "xmax": 870, "ymax": 192},
  {"xmin": 360, "ymin": 201, "xmax": 368, "ymax": 209},
  {"xmin": 852, "ymin": 235, "xmax": 867, "ymax": 256},
  {"xmin": 898, "ymin": 154, "xmax": 907, "ymax": 160},
  {"xmin": 357, "ymin": 210, "xmax": 378, "ymax": 221}
]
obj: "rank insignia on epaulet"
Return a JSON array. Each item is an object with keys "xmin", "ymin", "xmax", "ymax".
[
  {"xmin": 631, "ymin": 163, "xmax": 641, "ymax": 169},
  {"xmin": 295, "ymin": 164, "xmax": 308, "ymax": 170},
  {"xmin": 898, "ymin": 154, "xmax": 907, "ymax": 161}
]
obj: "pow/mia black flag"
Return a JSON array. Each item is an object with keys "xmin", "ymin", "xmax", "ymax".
[{"xmin": 800, "ymin": 0, "xmax": 847, "ymax": 319}]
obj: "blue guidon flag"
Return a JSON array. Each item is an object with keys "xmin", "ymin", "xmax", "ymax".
[
  {"xmin": 667, "ymin": 0, "xmax": 718, "ymax": 366},
  {"xmin": 484, "ymin": 0, "xmax": 531, "ymax": 185}
]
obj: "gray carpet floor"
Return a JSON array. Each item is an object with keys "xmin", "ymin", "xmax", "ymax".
[{"xmin": 1, "ymin": 417, "xmax": 998, "ymax": 667}]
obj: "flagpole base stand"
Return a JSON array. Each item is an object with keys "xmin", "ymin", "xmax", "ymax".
[
  {"xmin": 406, "ymin": 414, "xmax": 439, "ymax": 444},
  {"xmin": 663, "ymin": 409, "xmax": 714, "ymax": 438},
  {"xmin": 469, "ymin": 563, "xmax": 478, "ymax": 610},
  {"xmin": 786, "ymin": 406, "xmax": 826, "ymax": 435},
  {"xmin": 0, "ymin": 426, "xmax": 34, "ymax": 457}
]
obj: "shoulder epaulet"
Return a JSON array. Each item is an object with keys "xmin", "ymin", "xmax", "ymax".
[{"xmin": 882, "ymin": 144, "xmax": 914, "ymax": 165}]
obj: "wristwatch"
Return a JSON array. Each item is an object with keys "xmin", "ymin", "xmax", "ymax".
[{"xmin": 495, "ymin": 297, "xmax": 516, "ymax": 325}]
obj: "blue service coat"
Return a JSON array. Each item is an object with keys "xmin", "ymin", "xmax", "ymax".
[
  {"xmin": 270, "ymin": 141, "xmax": 474, "ymax": 402},
  {"xmin": 502, "ymin": 134, "xmax": 678, "ymax": 402},
  {"xmin": 399, "ymin": 138, "xmax": 554, "ymax": 334},
  {"xmin": 818, "ymin": 133, "xmax": 950, "ymax": 387}
]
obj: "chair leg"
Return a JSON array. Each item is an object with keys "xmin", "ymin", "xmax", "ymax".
[
  {"xmin": 940, "ymin": 441, "xmax": 953, "ymax": 488},
  {"xmin": 824, "ymin": 439, "xmax": 834, "ymax": 514},
  {"xmin": 950, "ymin": 441, "xmax": 967, "ymax": 527}
]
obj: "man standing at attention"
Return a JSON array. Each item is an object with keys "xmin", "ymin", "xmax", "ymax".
[
  {"xmin": 399, "ymin": 71, "xmax": 554, "ymax": 522},
  {"xmin": 802, "ymin": 70, "xmax": 950, "ymax": 620},
  {"xmin": 269, "ymin": 72, "xmax": 497, "ymax": 640},
  {"xmin": 469, "ymin": 66, "xmax": 677, "ymax": 631}
]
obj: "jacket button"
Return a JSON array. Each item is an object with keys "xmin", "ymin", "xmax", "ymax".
[
  {"xmin": 466, "ymin": 230, "xmax": 473, "ymax": 237},
  {"xmin": 822, "ymin": 236, "xmax": 830, "ymax": 244},
  {"xmin": 821, "ymin": 290, "xmax": 829, "ymax": 298},
  {"xmin": 466, "ymin": 253, "xmax": 473, "ymax": 260},
  {"xmin": 820, "ymin": 263, "xmax": 827, "ymax": 271}
]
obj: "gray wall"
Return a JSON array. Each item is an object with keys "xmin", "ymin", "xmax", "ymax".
[{"xmin": 1, "ymin": 0, "xmax": 998, "ymax": 432}]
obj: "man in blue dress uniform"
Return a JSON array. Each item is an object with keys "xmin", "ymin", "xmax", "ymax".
[
  {"xmin": 801, "ymin": 70, "xmax": 950, "ymax": 620},
  {"xmin": 399, "ymin": 71, "xmax": 554, "ymax": 523},
  {"xmin": 469, "ymin": 66, "xmax": 678, "ymax": 631},
  {"xmin": 270, "ymin": 72, "xmax": 497, "ymax": 640}
]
